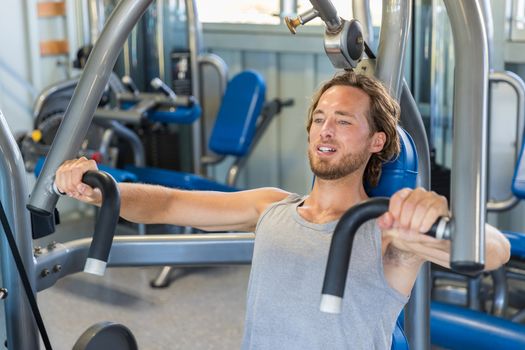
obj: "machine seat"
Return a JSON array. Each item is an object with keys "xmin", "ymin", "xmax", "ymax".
[
  {"xmin": 512, "ymin": 132, "xmax": 525, "ymax": 198},
  {"xmin": 123, "ymin": 70, "xmax": 266, "ymax": 191},
  {"xmin": 371, "ymin": 126, "xmax": 417, "ymax": 350},
  {"xmin": 147, "ymin": 104, "xmax": 202, "ymax": 124},
  {"xmin": 367, "ymin": 126, "xmax": 418, "ymax": 197}
]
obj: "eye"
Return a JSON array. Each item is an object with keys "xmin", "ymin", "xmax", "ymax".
[
  {"xmin": 338, "ymin": 119, "xmax": 351, "ymax": 125},
  {"xmin": 313, "ymin": 117, "xmax": 324, "ymax": 124}
]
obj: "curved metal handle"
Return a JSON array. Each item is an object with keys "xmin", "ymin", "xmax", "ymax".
[
  {"xmin": 81, "ymin": 170, "xmax": 120, "ymax": 276},
  {"xmin": 487, "ymin": 70, "xmax": 525, "ymax": 212},
  {"xmin": 198, "ymin": 53, "xmax": 228, "ymax": 98},
  {"xmin": 320, "ymin": 197, "xmax": 451, "ymax": 314}
]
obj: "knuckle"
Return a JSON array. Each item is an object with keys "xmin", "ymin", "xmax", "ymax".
[{"xmin": 87, "ymin": 159, "xmax": 97, "ymax": 168}]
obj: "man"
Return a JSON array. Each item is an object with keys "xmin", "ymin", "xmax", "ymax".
[{"xmin": 55, "ymin": 70, "xmax": 510, "ymax": 349}]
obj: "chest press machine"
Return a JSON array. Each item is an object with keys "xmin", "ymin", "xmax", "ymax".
[
  {"xmin": 1, "ymin": 0, "xmax": 412, "ymax": 348},
  {"xmin": 2, "ymin": 0, "xmax": 525, "ymax": 350}
]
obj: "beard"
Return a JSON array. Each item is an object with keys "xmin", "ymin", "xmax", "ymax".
[{"xmin": 308, "ymin": 146, "xmax": 370, "ymax": 180}]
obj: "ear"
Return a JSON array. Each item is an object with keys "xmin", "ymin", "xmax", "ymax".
[{"xmin": 369, "ymin": 131, "xmax": 386, "ymax": 153}]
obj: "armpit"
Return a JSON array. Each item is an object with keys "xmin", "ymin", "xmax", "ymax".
[{"xmin": 384, "ymin": 244, "xmax": 420, "ymax": 267}]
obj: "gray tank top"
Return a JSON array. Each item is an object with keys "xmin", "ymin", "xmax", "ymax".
[{"xmin": 241, "ymin": 194, "xmax": 409, "ymax": 350}]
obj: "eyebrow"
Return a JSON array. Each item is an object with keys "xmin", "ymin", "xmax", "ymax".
[{"xmin": 313, "ymin": 108, "xmax": 358, "ymax": 119}]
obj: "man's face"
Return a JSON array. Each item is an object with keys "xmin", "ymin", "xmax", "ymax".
[{"xmin": 308, "ymin": 85, "xmax": 384, "ymax": 180}]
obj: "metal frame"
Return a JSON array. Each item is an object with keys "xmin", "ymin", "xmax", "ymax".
[
  {"xmin": 353, "ymin": 1, "xmax": 432, "ymax": 348},
  {"xmin": 28, "ymin": 0, "xmax": 155, "ymax": 215},
  {"xmin": 34, "ymin": 233, "xmax": 254, "ymax": 292},
  {"xmin": 0, "ymin": 1, "xmax": 222, "ymax": 349},
  {"xmin": 487, "ymin": 71, "xmax": 525, "ymax": 212},
  {"xmin": 0, "ymin": 111, "xmax": 38, "ymax": 349},
  {"xmin": 443, "ymin": 0, "xmax": 488, "ymax": 271}
]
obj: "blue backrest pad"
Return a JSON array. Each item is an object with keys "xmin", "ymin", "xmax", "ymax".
[
  {"xmin": 208, "ymin": 70, "xmax": 266, "ymax": 156},
  {"xmin": 512, "ymin": 133, "xmax": 525, "ymax": 198},
  {"xmin": 367, "ymin": 126, "xmax": 418, "ymax": 197}
]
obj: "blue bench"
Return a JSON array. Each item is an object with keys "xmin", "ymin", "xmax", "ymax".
[
  {"xmin": 430, "ymin": 302, "xmax": 525, "ymax": 350},
  {"xmin": 123, "ymin": 70, "xmax": 267, "ymax": 192}
]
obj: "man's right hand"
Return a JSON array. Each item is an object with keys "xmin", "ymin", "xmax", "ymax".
[{"xmin": 55, "ymin": 157, "xmax": 102, "ymax": 205}]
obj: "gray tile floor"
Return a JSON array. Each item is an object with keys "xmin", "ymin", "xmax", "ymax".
[
  {"xmin": 39, "ymin": 265, "xmax": 249, "ymax": 350},
  {"xmin": 35, "ymin": 216, "xmax": 250, "ymax": 350}
]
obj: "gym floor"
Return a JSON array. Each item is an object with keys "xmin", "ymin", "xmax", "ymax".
[{"xmin": 36, "ymin": 215, "xmax": 249, "ymax": 350}]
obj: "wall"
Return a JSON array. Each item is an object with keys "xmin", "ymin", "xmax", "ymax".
[
  {"xmin": 0, "ymin": 0, "xmax": 35, "ymax": 135},
  {"xmin": 202, "ymin": 24, "xmax": 335, "ymax": 195}
]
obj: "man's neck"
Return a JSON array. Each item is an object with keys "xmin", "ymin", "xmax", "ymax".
[{"xmin": 298, "ymin": 172, "xmax": 369, "ymax": 224}]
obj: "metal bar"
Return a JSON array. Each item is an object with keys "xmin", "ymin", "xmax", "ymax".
[
  {"xmin": 35, "ymin": 233, "xmax": 255, "ymax": 292},
  {"xmin": 87, "ymin": 0, "xmax": 105, "ymax": 45},
  {"xmin": 375, "ymin": 0, "xmax": 411, "ymax": 100},
  {"xmin": 76, "ymin": 0, "xmax": 90, "ymax": 46},
  {"xmin": 156, "ymin": 0, "xmax": 165, "ymax": 81},
  {"xmin": 375, "ymin": 0, "xmax": 430, "ymax": 346},
  {"xmin": 443, "ymin": 0, "xmax": 488, "ymax": 271},
  {"xmin": 467, "ymin": 275, "xmax": 482, "ymax": 310},
  {"xmin": 400, "ymin": 81, "xmax": 431, "ymax": 350},
  {"xmin": 198, "ymin": 53, "xmax": 229, "ymax": 97},
  {"xmin": 32, "ymin": 78, "xmax": 79, "ymax": 120},
  {"xmin": 93, "ymin": 107, "xmax": 145, "ymax": 124},
  {"xmin": 487, "ymin": 70, "xmax": 525, "ymax": 212},
  {"xmin": 309, "ymin": 0, "xmax": 342, "ymax": 31},
  {"xmin": 479, "ymin": 0, "xmax": 494, "ymax": 68},
  {"xmin": 490, "ymin": 267, "xmax": 508, "ymax": 317},
  {"xmin": 0, "ymin": 111, "xmax": 39, "ymax": 349},
  {"xmin": 28, "ymin": 0, "xmax": 154, "ymax": 215},
  {"xmin": 352, "ymin": 0, "xmax": 374, "ymax": 48},
  {"xmin": 187, "ymin": 0, "xmax": 204, "ymax": 174},
  {"xmin": 104, "ymin": 120, "xmax": 146, "ymax": 167}
]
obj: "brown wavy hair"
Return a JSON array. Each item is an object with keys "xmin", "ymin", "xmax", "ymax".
[{"xmin": 306, "ymin": 70, "xmax": 400, "ymax": 186}]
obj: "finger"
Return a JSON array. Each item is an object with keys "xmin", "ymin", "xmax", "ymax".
[
  {"xmin": 389, "ymin": 188, "xmax": 412, "ymax": 220},
  {"xmin": 77, "ymin": 183, "xmax": 94, "ymax": 197},
  {"xmin": 408, "ymin": 195, "xmax": 438, "ymax": 233},
  {"xmin": 377, "ymin": 212, "xmax": 395, "ymax": 230},
  {"xmin": 397, "ymin": 188, "xmax": 427, "ymax": 229},
  {"xmin": 419, "ymin": 196, "xmax": 449, "ymax": 232}
]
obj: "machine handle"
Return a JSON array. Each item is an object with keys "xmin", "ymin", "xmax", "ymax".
[
  {"xmin": 487, "ymin": 70, "xmax": 525, "ymax": 212},
  {"xmin": 320, "ymin": 197, "xmax": 450, "ymax": 314},
  {"xmin": 80, "ymin": 170, "xmax": 120, "ymax": 276}
]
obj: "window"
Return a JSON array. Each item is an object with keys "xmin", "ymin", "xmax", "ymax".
[
  {"xmin": 198, "ymin": 0, "xmax": 382, "ymax": 27},
  {"xmin": 510, "ymin": 0, "xmax": 525, "ymax": 41},
  {"xmin": 198, "ymin": 0, "xmax": 280, "ymax": 24}
]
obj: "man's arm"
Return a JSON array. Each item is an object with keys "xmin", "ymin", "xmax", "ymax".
[
  {"xmin": 378, "ymin": 188, "xmax": 511, "ymax": 295},
  {"xmin": 55, "ymin": 157, "xmax": 290, "ymax": 231}
]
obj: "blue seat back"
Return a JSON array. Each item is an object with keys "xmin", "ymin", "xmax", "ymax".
[
  {"xmin": 512, "ymin": 133, "xmax": 525, "ymax": 198},
  {"xmin": 208, "ymin": 70, "xmax": 266, "ymax": 157},
  {"xmin": 370, "ymin": 126, "xmax": 417, "ymax": 350},
  {"xmin": 367, "ymin": 126, "xmax": 418, "ymax": 197},
  {"xmin": 391, "ymin": 319, "xmax": 409, "ymax": 350}
]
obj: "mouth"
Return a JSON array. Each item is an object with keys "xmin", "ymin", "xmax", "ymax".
[{"xmin": 316, "ymin": 145, "xmax": 337, "ymax": 155}]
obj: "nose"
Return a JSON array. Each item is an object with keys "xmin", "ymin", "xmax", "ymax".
[{"xmin": 319, "ymin": 118, "xmax": 335, "ymax": 139}]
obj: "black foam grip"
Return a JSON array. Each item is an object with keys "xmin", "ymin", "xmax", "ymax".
[
  {"xmin": 82, "ymin": 171, "xmax": 120, "ymax": 265},
  {"xmin": 322, "ymin": 197, "xmax": 449, "ymax": 299},
  {"xmin": 322, "ymin": 198, "xmax": 389, "ymax": 299}
]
